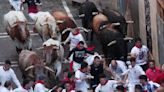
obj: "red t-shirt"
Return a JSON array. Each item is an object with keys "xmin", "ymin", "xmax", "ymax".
[
  {"xmin": 146, "ymin": 67, "xmax": 161, "ymax": 81},
  {"xmin": 153, "ymin": 72, "xmax": 164, "ymax": 84},
  {"xmin": 28, "ymin": 6, "xmax": 38, "ymax": 13}
]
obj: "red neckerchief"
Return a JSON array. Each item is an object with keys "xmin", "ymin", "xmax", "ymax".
[
  {"xmin": 35, "ymin": 80, "xmax": 45, "ymax": 84},
  {"xmin": 73, "ymin": 30, "xmax": 80, "ymax": 35},
  {"xmin": 135, "ymin": 45, "xmax": 142, "ymax": 48},
  {"xmin": 87, "ymin": 45, "xmax": 95, "ymax": 51}
]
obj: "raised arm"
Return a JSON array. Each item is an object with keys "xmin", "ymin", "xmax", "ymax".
[{"xmin": 11, "ymin": 70, "xmax": 21, "ymax": 88}]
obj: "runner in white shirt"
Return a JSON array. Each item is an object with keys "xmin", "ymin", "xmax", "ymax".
[
  {"xmin": 0, "ymin": 86, "xmax": 10, "ymax": 92},
  {"xmin": 8, "ymin": 0, "xmax": 23, "ymax": 11},
  {"xmin": 34, "ymin": 75, "xmax": 49, "ymax": 92},
  {"xmin": 63, "ymin": 28, "xmax": 86, "ymax": 51},
  {"xmin": 0, "ymin": 81, "xmax": 13, "ymax": 92},
  {"xmin": 108, "ymin": 59, "xmax": 127, "ymax": 81},
  {"xmin": 13, "ymin": 79, "xmax": 34, "ymax": 92},
  {"xmin": 139, "ymin": 75, "xmax": 160, "ymax": 92},
  {"xmin": 130, "ymin": 37, "xmax": 153, "ymax": 71},
  {"xmin": 75, "ymin": 62, "xmax": 93, "ymax": 92},
  {"xmin": 0, "ymin": 60, "xmax": 21, "ymax": 88},
  {"xmin": 95, "ymin": 74, "xmax": 121, "ymax": 92},
  {"xmin": 124, "ymin": 57, "xmax": 145, "ymax": 92}
]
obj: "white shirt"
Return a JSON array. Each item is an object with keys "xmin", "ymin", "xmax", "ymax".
[
  {"xmin": 34, "ymin": 83, "xmax": 49, "ymax": 92},
  {"xmin": 0, "ymin": 86, "xmax": 10, "ymax": 92},
  {"xmin": 95, "ymin": 80, "xmax": 118, "ymax": 92},
  {"xmin": 126, "ymin": 65, "xmax": 145, "ymax": 85},
  {"xmin": 75, "ymin": 70, "xmax": 89, "ymax": 92},
  {"xmin": 65, "ymin": 32, "xmax": 85, "ymax": 50},
  {"xmin": 142, "ymin": 81, "xmax": 160, "ymax": 92},
  {"xmin": 0, "ymin": 66, "xmax": 21, "ymax": 88},
  {"xmin": 109, "ymin": 60, "xmax": 127, "ymax": 81},
  {"xmin": 13, "ymin": 87, "xmax": 33, "ymax": 92},
  {"xmin": 9, "ymin": 0, "xmax": 22, "ymax": 11},
  {"xmin": 131, "ymin": 45, "xmax": 149, "ymax": 65}
]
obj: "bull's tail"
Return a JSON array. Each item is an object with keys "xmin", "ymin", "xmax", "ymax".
[{"xmin": 54, "ymin": 61, "xmax": 62, "ymax": 78}]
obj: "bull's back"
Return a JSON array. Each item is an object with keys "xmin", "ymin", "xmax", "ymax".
[
  {"xmin": 19, "ymin": 50, "xmax": 40, "ymax": 71},
  {"xmin": 4, "ymin": 11, "xmax": 26, "ymax": 27},
  {"xmin": 53, "ymin": 11, "xmax": 68, "ymax": 21},
  {"xmin": 35, "ymin": 12, "xmax": 55, "ymax": 32}
]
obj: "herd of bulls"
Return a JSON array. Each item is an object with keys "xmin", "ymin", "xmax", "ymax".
[{"xmin": 3, "ymin": 4, "xmax": 133, "ymax": 88}]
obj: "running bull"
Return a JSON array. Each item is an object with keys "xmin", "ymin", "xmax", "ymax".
[
  {"xmin": 4, "ymin": 11, "xmax": 32, "ymax": 53},
  {"xmin": 19, "ymin": 50, "xmax": 56, "ymax": 88},
  {"xmin": 92, "ymin": 9, "xmax": 133, "ymax": 62}
]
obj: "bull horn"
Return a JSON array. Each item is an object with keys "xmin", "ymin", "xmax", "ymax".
[
  {"xmin": 111, "ymin": 22, "xmax": 120, "ymax": 26},
  {"xmin": 10, "ymin": 23, "xmax": 17, "ymax": 28},
  {"xmin": 62, "ymin": 28, "xmax": 72, "ymax": 34},
  {"xmin": 44, "ymin": 66, "xmax": 55, "ymax": 73},
  {"xmin": 107, "ymin": 40, "xmax": 116, "ymax": 46},
  {"xmin": 25, "ymin": 65, "xmax": 34, "ymax": 71},
  {"xmin": 56, "ymin": 20, "xmax": 64, "ymax": 24},
  {"xmin": 79, "ymin": 14, "xmax": 85, "ymax": 17},
  {"xmin": 36, "ymin": 46, "xmax": 44, "ymax": 50},
  {"xmin": 123, "ymin": 37, "xmax": 133, "ymax": 41},
  {"xmin": 77, "ymin": 27, "xmax": 89, "ymax": 32}
]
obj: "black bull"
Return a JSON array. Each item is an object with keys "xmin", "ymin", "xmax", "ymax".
[
  {"xmin": 79, "ymin": 0, "xmax": 98, "ymax": 29},
  {"xmin": 96, "ymin": 9, "xmax": 128, "ymax": 63}
]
